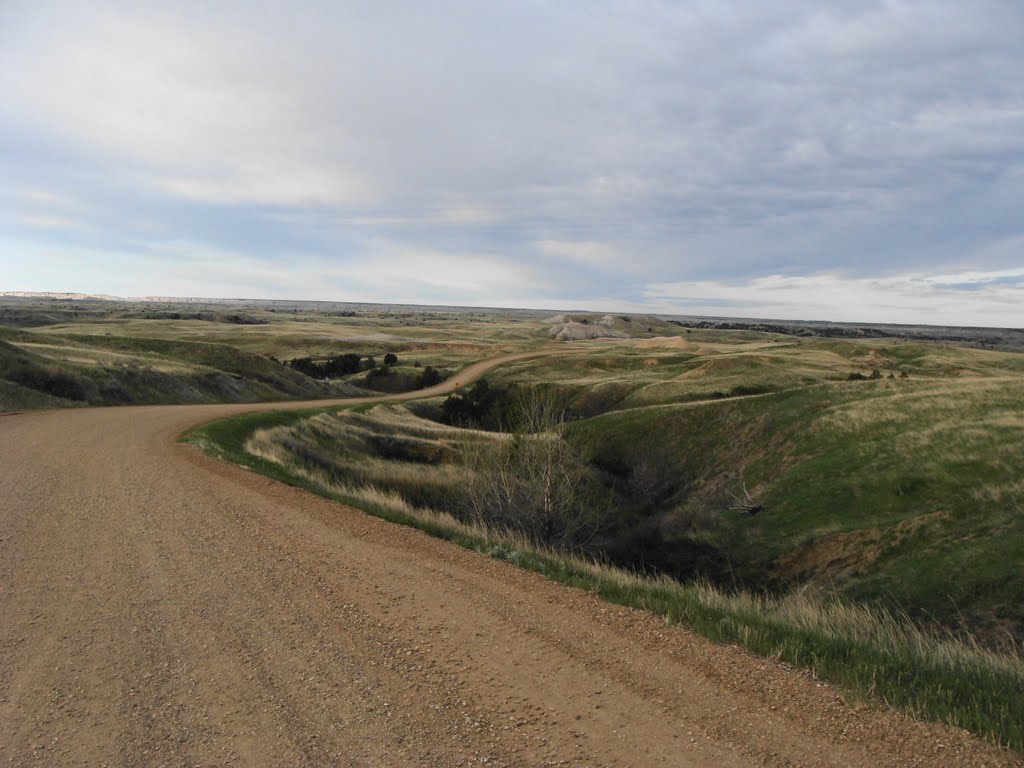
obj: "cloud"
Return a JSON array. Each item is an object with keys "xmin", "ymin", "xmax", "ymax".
[
  {"xmin": 333, "ymin": 240, "xmax": 541, "ymax": 303},
  {"xmin": 20, "ymin": 215, "xmax": 78, "ymax": 230},
  {"xmin": 17, "ymin": 188, "xmax": 73, "ymax": 206},
  {"xmin": 2, "ymin": 1, "xmax": 1023, "ymax": 325},
  {"xmin": 0, "ymin": 234, "xmax": 539, "ymax": 307},
  {"xmin": 536, "ymin": 240, "xmax": 622, "ymax": 269},
  {"xmin": 642, "ymin": 268, "xmax": 1024, "ymax": 327}
]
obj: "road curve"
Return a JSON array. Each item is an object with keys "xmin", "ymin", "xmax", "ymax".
[{"xmin": 1, "ymin": 351, "xmax": 1018, "ymax": 767}]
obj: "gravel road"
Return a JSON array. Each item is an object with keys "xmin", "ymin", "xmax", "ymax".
[{"xmin": 1, "ymin": 352, "xmax": 1019, "ymax": 767}]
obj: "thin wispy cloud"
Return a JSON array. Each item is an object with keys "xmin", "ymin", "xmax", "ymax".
[
  {"xmin": 643, "ymin": 269, "xmax": 1024, "ymax": 327},
  {"xmin": 1, "ymin": 1, "xmax": 1022, "ymax": 325}
]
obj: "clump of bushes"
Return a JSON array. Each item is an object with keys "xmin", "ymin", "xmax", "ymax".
[
  {"xmin": 6, "ymin": 366, "xmax": 89, "ymax": 401},
  {"xmin": 363, "ymin": 364, "xmax": 444, "ymax": 394},
  {"xmin": 708, "ymin": 384, "xmax": 774, "ymax": 399},
  {"xmin": 440, "ymin": 379, "xmax": 525, "ymax": 430},
  {"xmin": 457, "ymin": 390, "xmax": 611, "ymax": 550},
  {"xmin": 287, "ymin": 351, "xmax": 441, "ymax": 392},
  {"xmin": 442, "ymin": 379, "xmax": 499, "ymax": 428},
  {"xmin": 287, "ymin": 353, "xmax": 365, "ymax": 378}
]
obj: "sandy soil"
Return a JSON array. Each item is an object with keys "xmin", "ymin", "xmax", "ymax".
[{"xmin": 1, "ymin": 351, "xmax": 1020, "ymax": 767}]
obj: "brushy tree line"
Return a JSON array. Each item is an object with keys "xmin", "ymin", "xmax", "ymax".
[
  {"xmin": 847, "ymin": 369, "xmax": 908, "ymax": 381},
  {"xmin": 458, "ymin": 390, "xmax": 611, "ymax": 550},
  {"xmin": 286, "ymin": 352, "xmax": 367, "ymax": 378},
  {"xmin": 436, "ymin": 380, "xmax": 744, "ymax": 575},
  {"xmin": 366, "ymin": 363, "xmax": 443, "ymax": 392},
  {"xmin": 5, "ymin": 363, "xmax": 89, "ymax": 401},
  {"xmin": 440, "ymin": 379, "xmax": 523, "ymax": 430},
  {"xmin": 434, "ymin": 383, "xmax": 611, "ymax": 550},
  {"xmin": 285, "ymin": 351, "xmax": 447, "ymax": 392}
]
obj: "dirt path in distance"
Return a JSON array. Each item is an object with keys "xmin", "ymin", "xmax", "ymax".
[{"xmin": 1, "ymin": 349, "xmax": 1019, "ymax": 767}]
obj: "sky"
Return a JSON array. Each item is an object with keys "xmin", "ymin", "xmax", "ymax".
[{"xmin": 1, "ymin": 1, "xmax": 1023, "ymax": 327}]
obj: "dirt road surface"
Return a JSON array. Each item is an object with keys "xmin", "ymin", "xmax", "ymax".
[{"xmin": 1, "ymin": 352, "xmax": 1019, "ymax": 767}]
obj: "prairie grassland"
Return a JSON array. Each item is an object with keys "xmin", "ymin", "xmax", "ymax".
[
  {"xmin": 477, "ymin": 333, "xmax": 1024, "ymax": 417},
  {"xmin": 14, "ymin": 341, "xmax": 200, "ymax": 372},
  {"xmin": 31, "ymin": 308, "xmax": 552, "ymax": 361},
  {"xmin": 230, "ymin": 365, "xmax": 1024, "ymax": 646},
  {"xmin": 189, "ymin": 328, "xmax": 1024, "ymax": 748},
  {"xmin": 245, "ymin": 406, "xmax": 513, "ymax": 514},
  {"xmin": 0, "ymin": 327, "xmax": 361, "ymax": 410},
  {"xmin": 568, "ymin": 375, "xmax": 1024, "ymax": 643},
  {"xmin": 188, "ymin": 394, "xmax": 1024, "ymax": 750},
  {"xmin": 1, "ymin": 304, "xmax": 562, "ymax": 410},
  {"xmin": 1, "ymin": 303, "xmax": 713, "ymax": 410},
  {"xmin": 171, "ymin": 321, "xmax": 1024, "ymax": 650},
  {"xmin": 10, "ymin": 299, "xmax": 1024, "ymax": 744}
]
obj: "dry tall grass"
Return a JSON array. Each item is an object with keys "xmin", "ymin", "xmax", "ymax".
[{"xmin": 246, "ymin": 405, "xmax": 1024, "ymax": 684}]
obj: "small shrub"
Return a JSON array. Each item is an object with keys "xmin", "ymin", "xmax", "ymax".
[
  {"xmin": 6, "ymin": 366, "xmax": 89, "ymax": 401},
  {"xmin": 417, "ymin": 366, "xmax": 442, "ymax": 388}
]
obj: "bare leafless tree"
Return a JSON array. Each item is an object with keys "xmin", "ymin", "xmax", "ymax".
[
  {"xmin": 727, "ymin": 476, "xmax": 765, "ymax": 517},
  {"xmin": 460, "ymin": 389, "xmax": 609, "ymax": 550}
]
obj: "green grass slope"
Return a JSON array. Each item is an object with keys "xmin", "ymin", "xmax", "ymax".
[
  {"xmin": 574, "ymin": 375, "xmax": 1024, "ymax": 644},
  {"xmin": 185, "ymin": 391, "xmax": 1024, "ymax": 751},
  {"xmin": 0, "ymin": 326, "xmax": 368, "ymax": 410}
]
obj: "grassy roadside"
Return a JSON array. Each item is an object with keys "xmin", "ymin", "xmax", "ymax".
[{"xmin": 183, "ymin": 406, "xmax": 1024, "ymax": 752}]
